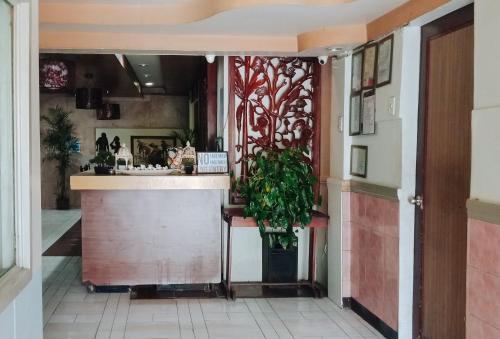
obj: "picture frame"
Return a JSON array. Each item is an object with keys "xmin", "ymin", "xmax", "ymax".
[
  {"xmin": 130, "ymin": 136, "xmax": 177, "ymax": 166},
  {"xmin": 362, "ymin": 43, "xmax": 377, "ymax": 89},
  {"xmin": 39, "ymin": 59, "xmax": 75, "ymax": 93},
  {"xmin": 362, "ymin": 90, "xmax": 376, "ymax": 135},
  {"xmin": 197, "ymin": 152, "xmax": 229, "ymax": 174},
  {"xmin": 376, "ymin": 34, "xmax": 394, "ymax": 87},
  {"xmin": 349, "ymin": 94, "xmax": 362, "ymax": 136},
  {"xmin": 350, "ymin": 145, "xmax": 368, "ymax": 178},
  {"xmin": 96, "ymin": 103, "xmax": 120, "ymax": 120},
  {"xmin": 351, "ymin": 49, "xmax": 363, "ymax": 93}
]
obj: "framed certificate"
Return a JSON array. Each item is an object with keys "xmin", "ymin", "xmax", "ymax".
[
  {"xmin": 351, "ymin": 49, "xmax": 363, "ymax": 93},
  {"xmin": 350, "ymin": 145, "xmax": 368, "ymax": 178},
  {"xmin": 362, "ymin": 90, "xmax": 376, "ymax": 135},
  {"xmin": 349, "ymin": 94, "xmax": 362, "ymax": 136},
  {"xmin": 362, "ymin": 43, "xmax": 377, "ymax": 89},
  {"xmin": 376, "ymin": 34, "xmax": 394, "ymax": 87}
]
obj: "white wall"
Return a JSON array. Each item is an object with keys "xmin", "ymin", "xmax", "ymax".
[
  {"xmin": 328, "ymin": 27, "xmax": 421, "ymax": 337},
  {"xmin": 348, "ymin": 31, "xmax": 404, "ymax": 189},
  {"xmin": 470, "ymin": 0, "xmax": 500, "ymax": 205},
  {"xmin": 327, "ymin": 56, "xmax": 349, "ymax": 306},
  {"xmin": 0, "ymin": 1, "xmax": 43, "ymax": 338}
]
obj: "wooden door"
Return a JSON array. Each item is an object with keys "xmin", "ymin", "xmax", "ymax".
[{"xmin": 414, "ymin": 5, "xmax": 473, "ymax": 339}]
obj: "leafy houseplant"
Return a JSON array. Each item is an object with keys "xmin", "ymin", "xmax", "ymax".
[
  {"xmin": 89, "ymin": 151, "xmax": 115, "ymax": 175},
  {"xmin": 42, "ymin": 106, "xmax": 79, "ymax": 210},
  {"xmin": 235, "ymin": 147, "xmax": 318, "ymax": 249},
  {"xmin": 171, "ymin": 129, "xmax": 197, "ymax": 148}
]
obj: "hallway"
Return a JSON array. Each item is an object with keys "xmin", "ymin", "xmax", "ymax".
[{"xmin": 41, "ymin": 211, "xmax": 384, "ymax": 339}]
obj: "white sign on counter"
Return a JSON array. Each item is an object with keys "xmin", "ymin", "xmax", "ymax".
[{"xmin": 197, "ymin": 152, "xmax": 229, "ymax": 174}]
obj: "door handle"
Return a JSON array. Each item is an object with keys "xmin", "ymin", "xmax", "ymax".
[{"xmin": 409, "ymin": 195, "xmax": 424, "ymax": 210}]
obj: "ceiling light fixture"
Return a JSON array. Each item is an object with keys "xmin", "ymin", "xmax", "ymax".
[
  {"xmin": 145, "ymin": 82, "xmax": 155, "ymax": 87},
  {"xmin": 138, "ymin": 63, "xmax": 148, "ymax": 67},
  {"xmin": 143, "ymin": 74, "xmax": 151, "ymax": 78},
  {"xmin": 205, "ymin": 54, "xmax": 216, "ymax": 64},
  {"xmin": 328, "ymin": 47, "xmax": 344, "ymax": 53}
]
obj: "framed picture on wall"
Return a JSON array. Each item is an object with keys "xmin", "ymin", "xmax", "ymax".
[
  {"xmin": 376, "ymin": 34, "xmax": 394, "ymax": 87},
  {"xmin": 350, "ymin": 145, "xmax": 368, "ymax": 178},
  {"xmin": 362, "ymin": 43, "xmax": 377, "ymax": 89},
  {"xmin": 130, "ymin": 136, "xmax": 177, "ymax": 166},
  {"xmin": 349, "ymin": 94, "xmax": 362, "ymax": 136},
  {"xmin": 362, "ymin": 90, "xmax": 376, "ymax": 135},
  {"xmin": 351, "ymin": 49, "xmax": 363, "ymax": 93}
]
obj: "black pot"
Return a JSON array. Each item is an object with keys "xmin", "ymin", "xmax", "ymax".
[
  {"xmin": 56, "ymin": 197, "xmax": 70, "ymax": 210},
  {"xmin": 184, "ymin": 165, "xmax": 194, "ymax": 175},
  {"xmin": 262, "ymin": 233, "xmax": 298, "ymax": 283},
  {"xmin": 94, "ymin": 166, "xmax": 111, "ymax": 175}
]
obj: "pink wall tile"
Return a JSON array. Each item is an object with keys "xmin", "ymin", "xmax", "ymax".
[
  {"xmin": 342, "ymin": 192, "xmax": 351, "ymax": 222},
  {"xmin": 467, "ymin": 266, "xmax": 500, "ymax": 329},
  {"xmin": 345, "ymin": 191, "xmax": 399, "ymax": 331},
  {"xmin": 467, "ymin": 218, "xmax": 500, "ymax": 338},
  {"xmin": 468, "ymin": 219, "xmax": 500, "ymax": 276},
  {"xmin": 467, "ymin": 315, "xmax": 500, "ymax": 339}
]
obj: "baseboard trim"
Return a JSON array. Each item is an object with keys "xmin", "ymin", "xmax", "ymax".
[
  {"xmin": 342, "ymin": 180, "xmax": 399, "ymax": 201},
  {"xmin": 467, "ymin": 199, "xmax": 500, "ymax": 225},
  {"xmin": 344, "ymin": 297, "xmax": 398, "ymax": 339}
]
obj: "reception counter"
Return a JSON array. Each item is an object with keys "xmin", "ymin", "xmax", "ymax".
[{"xmin": 71, "ymin": 172, "xmax": 230, "ymax": 287}]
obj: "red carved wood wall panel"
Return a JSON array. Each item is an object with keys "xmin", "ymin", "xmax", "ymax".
[{"xmin": 228, "ymin": 56, "xmax": 321, "ymax": 203}]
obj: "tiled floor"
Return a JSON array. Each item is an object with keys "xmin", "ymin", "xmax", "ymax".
[{"xmin": 42, "ymin": 210, "xmax": 384, "ymax": 339}]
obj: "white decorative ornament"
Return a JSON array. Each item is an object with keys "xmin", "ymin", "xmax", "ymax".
[{"xmin": 115, "ymin": 143, "xmax": 133, "ymax": 169}]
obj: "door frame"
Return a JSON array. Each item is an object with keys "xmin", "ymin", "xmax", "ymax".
[{"xmin": 412, "ymin": 4, "xmax": 474, "ymax": 338}]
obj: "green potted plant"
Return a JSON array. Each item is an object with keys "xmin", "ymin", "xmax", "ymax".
[
  {"xmin": 41, "ymin": 106, "xmax": 79, "ymax": 210},
  {"xmin": 235, "ymin": 146, "xmax": 318, "ymax": 249},
  {"xmin": 171, "ymin": 128, "xmax": 197, "ymax": 148},
  {"xmin": 234, "ymin": 147, "xmax": 319, "ymax": 282},
  {"xmin": 89, "ymin": 151, "xmax": 115, "ymax": 175},
  {"xmin": 182, "ymin": 157, "xmax": 195, "ymax": 174}
]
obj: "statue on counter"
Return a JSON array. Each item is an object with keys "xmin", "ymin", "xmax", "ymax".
[
  {"xmin": 96, "ymin": 133, "xmax": 109, "ymax": 153},
  {"xmin": 110, "ymin": 136, "xmax": 121, "ymax": 154},
  {"xmin": 115, "ymin": 143, "xmax": 133, "ymax": 169}
]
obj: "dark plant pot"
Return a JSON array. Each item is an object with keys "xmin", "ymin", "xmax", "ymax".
[
  {"xmin": 262, "ymin": 234, "xmax": 298, "ymax": 283},
  {"xmin": 56, "ymin": 197, "xmax": 70, "ymax": 210},
  {"xmin": 184, "ymin": 165, "xmax": 194, "ymax": 175},
  {"xmin": 94, "ymin": 166, "xmax": 111, "ymax": 175}
]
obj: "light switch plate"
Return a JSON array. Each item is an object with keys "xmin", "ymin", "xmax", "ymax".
[{"xmin": 388, "ymin": 96, "xmax": 396, "ymax": 116}]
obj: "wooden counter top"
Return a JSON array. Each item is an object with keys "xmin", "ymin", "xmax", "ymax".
[{"xmin": 70, "ymin": 172, "xmax": 230, "ymax": 190}]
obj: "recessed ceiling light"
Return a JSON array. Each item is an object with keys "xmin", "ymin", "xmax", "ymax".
[
  {"xmin": 138, "ymin": 63, "xmax": 148, "ymax": 67},
  {"xmin": 144, "ymin": 74, "xmax": 151, "ymax": 78},
  {"xmin": 145, "ymin": 82, "xmax": 154, "ymax": 87}
]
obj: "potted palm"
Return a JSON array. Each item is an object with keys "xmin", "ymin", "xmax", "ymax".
[
  {"xmin": 42, "ymin": 106, "xmax": 79, "ymax": 210},
  {"xmin": 234, "ymin": 147, "xmax": 318, "ymax": 282}
]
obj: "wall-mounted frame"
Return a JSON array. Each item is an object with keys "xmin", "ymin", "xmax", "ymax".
[
  {"xmin": 350, "ymin": 145, "xmax": 368, "ymax": 178},
  {"xmin": 351, "ymin": 49, "xmax": 363, "ymax": 93},
  {"xmin": 39, "ymin": 59, "xmax": 75, "ymax": 93},
  {"xmin": 376, "ymin": 34, "xmax": 394, "ymax": 87},
  {"xmin": 349, "ymin": 94, "xmax": 362, "ymax": 136},
  {"xmin": 197, "ymin": 152, "xmax": 229, "ymax": 174},
  {"xmin": 362, "ymin": 90, "xmax": 376, "ymax": 135},
  {"xmin": 130, "ymin": 136, "xmax": 177, "ymax": 166},
  {"xmin": 362, "ymin": 43, "xmax": 377, "ymax": 89}
]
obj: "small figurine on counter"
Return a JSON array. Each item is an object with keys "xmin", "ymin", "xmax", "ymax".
[
  {"xmin": 110, "ymin": 136, "xmax": 121, "ymax": 154},
  {"xmin": 96, "ymin": 133, "xmax": 109, "ymax": 153},
  {"xmin": 115, "ymin": 143, "xmax": 133, "ymax": 169}
]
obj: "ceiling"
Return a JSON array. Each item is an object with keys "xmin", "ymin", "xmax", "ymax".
[
  {"xmin": 40, "ymin": 53, "xmax": 205, "ymax": 97},
  {"xmin": 39, "ymin": 0, "xmax": 413, "ymax": 54}
]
